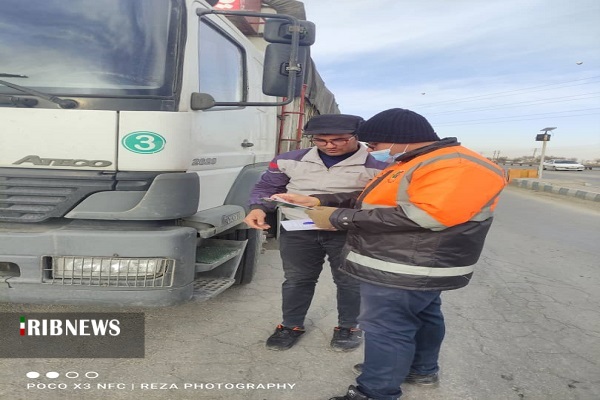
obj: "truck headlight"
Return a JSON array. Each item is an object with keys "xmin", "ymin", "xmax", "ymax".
[{"xmin": 52, "ymin": 256, "xmax": 170, "ymax": 278}]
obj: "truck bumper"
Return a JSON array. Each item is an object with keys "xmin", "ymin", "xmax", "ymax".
[{"xmin": 0, "ymin": 221, "xmax": 197, "ymax": 306}]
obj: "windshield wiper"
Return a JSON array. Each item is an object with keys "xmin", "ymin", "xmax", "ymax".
[
  {"xmin": 0, "ymin": 78, "xmax": 78, "ymax": 109},
  {"xmin": 0, "ymin": 95, "xmax": 38, "ymax": 107},
  {"xmin": 0, "ymin": 73, "xmax": 29, "ymax": 78}
]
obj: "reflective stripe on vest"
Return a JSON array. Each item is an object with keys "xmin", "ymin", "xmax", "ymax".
[{"xmin": 347, "ymin": 251, "xmax": 475, "ymax": 277}]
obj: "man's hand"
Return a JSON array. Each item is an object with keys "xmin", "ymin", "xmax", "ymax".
[
  {"xmin": 272, "ymin": 193, "xmax": 320, "ymax": 207},
  {"xmin": 244, "ymin": 209, "xmax": 270, "ymax": 230},
  {"xmin": 305, "ymin": 206, "xmax": 337, "ymax": 230}
]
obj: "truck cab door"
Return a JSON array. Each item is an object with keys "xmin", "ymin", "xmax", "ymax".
[{"xmin": 187, "ymin": 13, "xmax": 264, "ymax": 211}]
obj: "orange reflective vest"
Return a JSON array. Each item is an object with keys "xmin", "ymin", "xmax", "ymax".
[
  {"xmin": 320, "ymin": 139, "xmax": 508, "ymax": 290},
  {"xmin": 358, "ymin": 144, "xmax": 506, "ymax": 230}
]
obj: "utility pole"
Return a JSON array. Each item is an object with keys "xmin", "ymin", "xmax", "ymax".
[{"xmin": 536, "ymin": 127, "xmax": 556, "ymax": 179}]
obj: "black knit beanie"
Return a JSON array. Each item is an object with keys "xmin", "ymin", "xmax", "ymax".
[{"xmin": 357, "ymin": 108, "xmax": 440, "ymax": 143}]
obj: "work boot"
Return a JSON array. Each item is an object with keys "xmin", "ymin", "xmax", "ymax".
[
  {"xmin": 329, "ymin": 385, "xmax": 371, "ymax": 400},
  {"xmin": 265, "ymin": 324, "xmax": 305, "ymax": 350},
  {"xmin": 352, "ymin": 364, "xmax": 439, "ymax": 386},
  {"xmin": 330, "ymin": 327, "xmax": 363, "ymax": 352},
  {"xmin": 404, "ymin": 371, "xmax": 439, "ymax": 386}
]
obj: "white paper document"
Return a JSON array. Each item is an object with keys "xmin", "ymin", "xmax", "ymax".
[{"xmin": 280, "ymin": 219, "xmax": 323, "ymax": 231}]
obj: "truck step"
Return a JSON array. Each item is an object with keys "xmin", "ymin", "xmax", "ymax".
[
  {"xmin": 194, "ymin": 239, "xmax": 246, "ymax": 273},
  {"xmin": 192, "ymin": 278, "xmax": 235, "ymax": 301}
]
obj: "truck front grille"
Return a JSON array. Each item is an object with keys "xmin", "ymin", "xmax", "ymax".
[{"xmin": 0, "ymin": 169, "xmax": 115, "ymax": 223}]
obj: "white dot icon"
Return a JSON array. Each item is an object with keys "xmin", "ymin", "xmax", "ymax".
[
  {"xmin": 46, "ymin": 372, "xmax": 60, "ymax": 379},
  {"xmin": 26, "ymin": 372, "xmax": 40, "ymax": 379}
]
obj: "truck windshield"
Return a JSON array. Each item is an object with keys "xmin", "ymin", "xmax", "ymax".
[{"xmin": 0, "ymin": 0, "xmax": 181, "ymax": 98}]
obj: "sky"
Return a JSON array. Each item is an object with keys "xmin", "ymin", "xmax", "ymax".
[{"xmin": 301, "ymin": 0, "xmax": 600, "ymax": 162}]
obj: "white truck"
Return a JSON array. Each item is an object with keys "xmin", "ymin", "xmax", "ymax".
[{"xmin": 0, "ymin": 0, "xmax": 317, "ymax": 306}]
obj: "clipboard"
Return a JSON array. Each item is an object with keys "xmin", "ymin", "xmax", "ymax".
[{"xmin": 261, "ymin": 197, "xmax": 314, "ymax": 210}]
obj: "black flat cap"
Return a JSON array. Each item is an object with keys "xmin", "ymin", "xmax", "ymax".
[{"xmin": 303, "ymin": 114, "xmax": 364, "ymax": 135}]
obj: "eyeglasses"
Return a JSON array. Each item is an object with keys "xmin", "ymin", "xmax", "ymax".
[{"xmin": 311, "ymin": 135, "xmax": 356, "ymax": 146}]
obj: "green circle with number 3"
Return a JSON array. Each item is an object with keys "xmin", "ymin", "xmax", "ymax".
[{"xmin": 122, "ymin": 131, "xmax": 166, "ymax": 154}]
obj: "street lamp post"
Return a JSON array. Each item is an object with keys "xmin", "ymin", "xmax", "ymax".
[{"xmin": 536, "ymin": 127, "xmax": 556, "ymax": 179}]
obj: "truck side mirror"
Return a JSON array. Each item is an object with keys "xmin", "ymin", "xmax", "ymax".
[
  {"xmin": 263, "ymin": 20, "xmax": 316, "ymax": 46},
  {"xmin": 190, "ymin": 92, "xmax": 216, "ymax": 111},
  {"xmin": 263, "ymin": 44, "xmax": 308, "ymax": 97}
]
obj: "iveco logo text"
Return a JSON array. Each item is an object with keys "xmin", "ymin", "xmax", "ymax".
[
  {"xmin": 19, "ymin": 316, "xmax": 120, "ymax": 337},
  {"xmin": 222, "ymin": 211, "xmax": 242, "ymax": 225},
  {"xmin": 13, "ymin": 155, "xmax": 112, "ymax": 168}
]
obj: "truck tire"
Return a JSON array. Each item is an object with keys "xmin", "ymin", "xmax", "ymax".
[
  {"xmin": 234, "ymin": 228, "xmax": 261, "ymax": 284},
  {"xmin": 217, "ymin": 228, "xmax": 261, "ymax": 285}
]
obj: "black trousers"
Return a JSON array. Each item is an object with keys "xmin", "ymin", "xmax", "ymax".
[{"xmin": 278, "ymin": 228, "xmax": 360, "ymax": 328}]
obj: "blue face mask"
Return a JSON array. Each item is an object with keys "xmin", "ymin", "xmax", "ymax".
[
  {"xmin": 369, "ymin": 148, "xmax": 392, "ymax": 162},
  {"xmin": 370, "ymin": 144, "xmax": 409, "ymax": 163}
]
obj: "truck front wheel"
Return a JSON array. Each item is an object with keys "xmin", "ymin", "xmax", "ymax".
[
  {"xmin": 234, "ymin": 228, "xmax": 262, "ymax": 284},
  {"xmin": 216, "ymin": 228, "xmax": 262, "ymax": 284}
]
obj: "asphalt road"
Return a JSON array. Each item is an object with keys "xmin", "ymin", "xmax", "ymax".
[
  {"xmin": 506, "ymin": 167, "xmax": 600, "ymax": 189},
  {"xmin": 537, "ymin": 169, "xmax": 600, "ymax": 188},
  {"xmin": 0, "ymin": 187, "xmax": 599, "ymax": 400}
]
